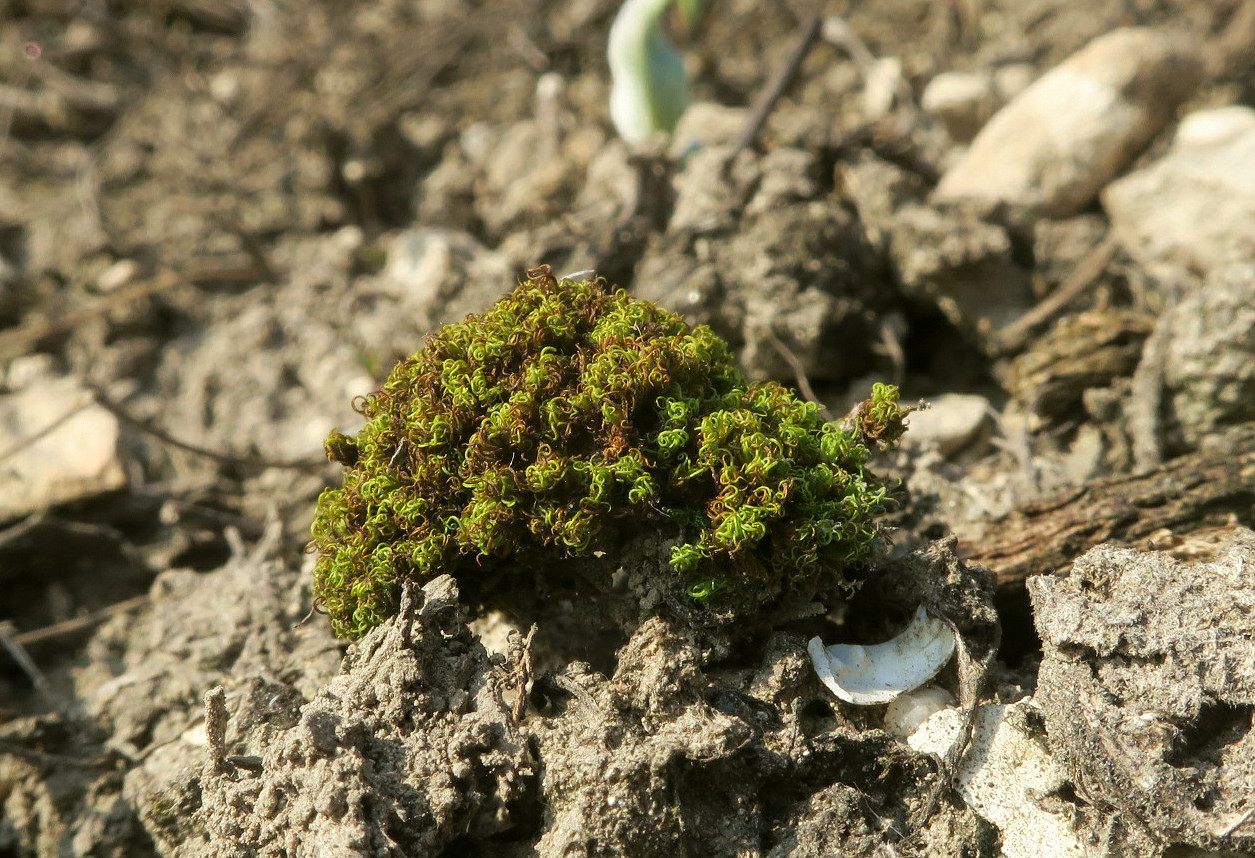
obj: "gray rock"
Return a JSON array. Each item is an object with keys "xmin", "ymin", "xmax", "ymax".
[
  {"xmin": 1103, "ymin": 106, "xmax": 1255, "ymax": 276},
  {"xmin": 884, "ymin": 203, "xmax": 1034, "ymax": 346},
  {"xmin": 0, "ymin": 377, "xmax": 128, "ymax": 521},
  {"xmin": 1030, "ymin": 530, "xmax": 1255, "ymax": 854},
  {"xmin": 933, "ymin": 28, "xmax": 1202, "ymax": 217},
  {"xmin": 1159, "ymin": 264, "xmax": 1255, "ymax": 448}
]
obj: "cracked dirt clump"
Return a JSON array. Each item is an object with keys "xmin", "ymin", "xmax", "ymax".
[
  {"xmin": 180, "ymin": 556, "xmax": 993, "ymax": 857},
  {"xmin": 192, "ymin": 575, "xmax": 533, "ymax": 857},
  {"xmin": 531, "ymin": 616, "xmax": 754, "ymax": 855},
  {"xmin": 1031, "ymin": 528, "xmax": 1255, "ymax": 854}
]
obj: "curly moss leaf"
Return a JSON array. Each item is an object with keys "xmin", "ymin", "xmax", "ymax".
[{"xmin": 311, "ymin": 265, "xmax": 899, "ymax": 639}]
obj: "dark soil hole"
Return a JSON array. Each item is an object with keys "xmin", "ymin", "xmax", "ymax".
[
  {"xmin": 802, "ymin": 699, "xmax": 833, "ymax": 720},
  {"xmin": 1167, "ymin": 700, "xmax": 1254, "ymax": 770},
  {"xmin": 993, "ymin": 583, "xmax": 1041, "ymax": 668},
  {"xmin": 799, "ymin": 697, "xmax": 838, "ymax": 738},
  {"xmin": 165, "ymin": 535, "xmax": 233, "ymax": 572},
  {"xmin": 899, "ymin": 300, "xmax": 994, "ymax": 392},
  {"xmin": 1050, "ymin": 781, "xmax": 1086, "ymax": 808},
  {"xmin": 325, "ymin": 126, "xmax": 426, "ymax": 231}
]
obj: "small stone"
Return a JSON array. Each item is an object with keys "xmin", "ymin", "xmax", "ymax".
[
  {"xmin": 1060, "ymin": 423, "xmax": 1105, "ymax": 485},
  {"xmin": 398, "ymin": 111, "xmax": 453, "ymax": 154},
  {"xmin": 209, "ymin": 70, "xmax": 241, "ymax": 106},
  {"xmin": 933, "ymin": 28, "xmax": 1202, "ymax": 217},
  {"xmin": 5, "ymin": 354, "xmax": 57, "ymax": 390},
  {"xmin": 96, "ymin": 258, "xmax": 140, "ymax": 292},
  {"xmin": 1103, "ymin": 106, "xmax": 1255, "ymax": 276},
  {"xmin": 861, "ymin": 56, "xmax": 903, "ymax": 120},
  {"xmin": 922, "ymin": 65, "xmax": 1032, "ymax": 144},
  {"xmin": 0, "ymin": 377, "xmax": 129, "ymax": 521},
  {"xmin": 902, "ymin": 393, "xmax": 991, "ymax": 458},
  {"xmin": 991, "ymin": 63, "xmax": 1034, "ymax": 102},
  {"xmin": 883, "ymin": 685, "xmax": 954, "ymax": 738},
  {"xmin": 922, "ymin": 70, "xmax": 998, "ymax": 142}
]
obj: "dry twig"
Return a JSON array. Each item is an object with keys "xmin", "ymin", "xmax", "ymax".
[
  {"xmin": 85, "ymin": 383, "xmax": 325, "ymax": 473},
  {"xmin": 768, "ymin": 332, "xmax": 837, "ymax": 421},
  {"xmin": 725, "ymin": 15, "xmax": 822, "ymax": 160},
  {"xmin": 991, "ymin": 234, "xmax": 1119, "ymax": 356},
  {"xmin": 9, "ymin": 595, "xmax": 148, "ymax": 650}
]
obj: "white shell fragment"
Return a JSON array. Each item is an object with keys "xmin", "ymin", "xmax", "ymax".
[{"xmin": 808, "ymin": 606, "xmax": 957, "ymax": 705}]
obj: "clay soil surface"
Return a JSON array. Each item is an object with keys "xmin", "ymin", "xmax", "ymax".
[{"xmin": 2, "ymin": 0, "xmax": 1254, "ymax": 856}]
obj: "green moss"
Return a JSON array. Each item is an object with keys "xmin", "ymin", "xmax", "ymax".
[{"xmin": 312, "ymin": 266, "xmax": 902, "ymax": 639}]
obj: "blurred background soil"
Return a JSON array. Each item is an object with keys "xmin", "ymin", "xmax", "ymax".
[{"xmin": 1, "ymin": 0, "xmax": 1254, "ymax": 855}]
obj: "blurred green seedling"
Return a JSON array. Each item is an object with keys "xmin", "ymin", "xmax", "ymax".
[{"xmin": 608, "ymin": 0, "xmax": 696, "ymax": 141}]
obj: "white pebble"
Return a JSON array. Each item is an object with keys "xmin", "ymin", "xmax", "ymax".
[{"xmin": 884, "ymin": 686, "xmax": 955, "ymax": 739}]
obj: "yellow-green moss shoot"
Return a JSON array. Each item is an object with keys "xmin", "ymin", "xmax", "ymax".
[{"xmin": 311, "ymin": 266, "xmax": 905, "ymax": 639}]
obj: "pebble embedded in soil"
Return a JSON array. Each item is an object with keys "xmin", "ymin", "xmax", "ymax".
[
  {"xmin": 922, "ymin": 71, "xmax": 993, "ymax": 143},
  {"xmin": 933, "ymin": 27, "xmax": 1202, "ymax": 217},
  {"xmin": 908, "ymin": 700, "xmax": 1089, "ymax": 858},
  {"xmin": 922, "ymin": 65, "xmax": 1035, "ymax": 144},
  {"xmin": 883, "ymin": 685, "xmax": 954, "ymax": 738},
  {"xmin": 900, "ymin": 393, "xmax": 991, "ymax": 459},
  {"xmin": 0, "ymin": 377, "xmax": 129, "ymax": 521}
]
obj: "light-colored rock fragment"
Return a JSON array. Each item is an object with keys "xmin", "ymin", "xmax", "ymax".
[
  {"xmin": 934, "ymin": 28, "xmax": 1201, "ymax": 217},
  {"xmin": 0, "ymin": 377, "xmax": 128, "ymax": 521},
  {"xmin": 924, "ymin": 64, "xmax": 1034, "ymax": 143},
  {"xmin": 992, "ymin": 63, "xmax": 1034, "ymax": 103},
  {"xmin": 861, "ymin": 56, "xmax": 903, "ymax": 120},
  {"xmin": 96, "ymin": 258, "xmax": 141, "ymax": 292},
  {"xmin": 922, "ymin": 71, "xmax": 999, "ymax": 142},
  {"xmin": 908, "ymin": 700, "xmax": 1091, "ymax": 858},
  {"xmin": 902, "ymin": 393, "xmax": 990, "ymax": 458},
  {"xmin": 5, "ymin": 354, "xmax": 57, "ymax": 391},
  {"xmin": 1103, "ymin": 106, "xmax": 1255, "ymax": 275}
]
